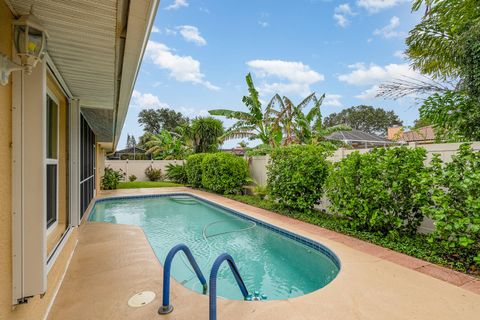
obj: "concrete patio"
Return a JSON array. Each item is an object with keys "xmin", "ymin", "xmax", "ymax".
[{"xmin": 47, "ymin": 188, "xmax": 480, "ymax": 320}]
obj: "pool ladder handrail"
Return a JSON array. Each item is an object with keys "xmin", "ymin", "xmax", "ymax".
[
  {"xmin": 209, "ymin": 253, "xmax": 249, "ymax": 320},
  {"xmin": 158, "ymin": 244, "xmax": 208, "ymax": 315}
]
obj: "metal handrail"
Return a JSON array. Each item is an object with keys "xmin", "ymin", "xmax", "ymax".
[
  {"xmin": 209, "ymin": 253, "xmax": 249, "ymax": 320},
  {"xmin": 158, "ymin": 244, "xmax": 208, "ymax": 315}
]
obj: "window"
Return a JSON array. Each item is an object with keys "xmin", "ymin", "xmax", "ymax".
[{"xmin": 46, "ymin": 94, "xmax": 58, "ymax": 229}]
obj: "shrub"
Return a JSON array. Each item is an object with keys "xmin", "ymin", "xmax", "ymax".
[
  {"xmin": 253, "ymin": 184, "xmax": 268, "ymax": 199},
  {"xmin": 423, "ymin": 144, "xmax": 480, "ymax": 266},
  {"xmin": 327, "ymin": 146, "xmax": 430, "ymax": 234},
  {"xmin": 101, "ymin": 167, "xmax": 124, "ymax": 190},
  {"xmin": 201, "ymin": 153, "xmax": 249, "ymax": 194},
  {"xmin": 185, "ymin": 153, "xmax": 208, "ymax": 187},
  {"xmin": 145, "ymin": 165, "xmax": 162, "ymax": 181},
  {"xmin": 267, "ymin": 145, "xmax": 330, "ymax": 211},
  {"xmin": 128, "ymin": 174, "xmax": 137, "ymax": 182},
  {"xmin": 165, "ymin": 163, "xmax": 188, "ymax": 184}
]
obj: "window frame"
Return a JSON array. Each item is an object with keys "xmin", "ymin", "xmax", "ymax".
[{"xmin": 45, "ymin": 88, "xmax": 60, "ymax": 235}]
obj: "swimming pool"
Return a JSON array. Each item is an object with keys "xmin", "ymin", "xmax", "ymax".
[{"xmin": 89, "ymin": 194, "xmax": 340, "ymax": 300}]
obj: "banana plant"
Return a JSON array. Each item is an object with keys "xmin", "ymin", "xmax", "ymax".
[{"xmin": 209, "ymin": 73, "xmax": 283, "ymax": 147}]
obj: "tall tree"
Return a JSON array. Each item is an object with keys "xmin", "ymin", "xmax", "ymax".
[
  {"xmin": 403, "ymin": 0, "xmax": 480, "ymax": 141},
  {"xmin": 190, "ymin": 117, "xmax": 224, "ymax": 153},
  {"xmin": 126, "ymin": 134, "xmax": 137, "ymax": 148},
  {"xmin": 323, "ymin": 105, "xmax": 403, "ymax": 137},
  {"xmin": 209, "ymin": 73, "xmax": 282, "ymax": 147},
  {"xmin": 138, "ymin": 108, "xmax": 189, "ymax": 134}
]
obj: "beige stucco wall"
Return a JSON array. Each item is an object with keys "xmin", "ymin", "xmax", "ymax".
[
  {"xmin": 0, "ymin": 3, "xmax": 77, "ymax": 319},
  {"xmin": 0, "ymin": 0, "xmax": 14, "ymax": 318},
  {"xmin": 105, "ymin": 159, "xmax": 185, "ymax": 182}
]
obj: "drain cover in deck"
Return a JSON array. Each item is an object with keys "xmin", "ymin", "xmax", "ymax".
[{"xmin": 128, "ymin": 291, "xmax": 156, "ymax": 308}]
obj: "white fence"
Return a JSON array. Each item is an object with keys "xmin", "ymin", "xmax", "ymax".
[
  {"xmin": 105, "ymin": 160, "xmax": 185, "ymax": 181},
  {"xmin": 249, "ymin": 142, "xmax": 480, "ymax": 187}
]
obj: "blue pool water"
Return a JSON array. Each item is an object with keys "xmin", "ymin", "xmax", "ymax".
[{"xmin": 89, "ymin": 195, "xmax": 340, "ymax": 300}]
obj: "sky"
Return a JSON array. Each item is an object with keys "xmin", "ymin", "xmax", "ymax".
[{"xmin": 119, "ymin": 0, "xmax": 425, "ymax": 149}]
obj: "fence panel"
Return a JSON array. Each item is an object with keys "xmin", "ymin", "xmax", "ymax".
[{"xmin": 105, "ymin": 160, "xmax": 185, "ymax": 181}]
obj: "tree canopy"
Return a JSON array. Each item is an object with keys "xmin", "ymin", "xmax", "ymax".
[
  {"xmin": 191, "ymin": 117, "xmax": 224, "ymax": 153},
  {"xmin": 138, "ymin": 108, "xmax": 189, "ymax": 134},
  {"xmin": 323, "ymin": 106, "xmax": 403, "ymax": 137},
  {"xmin": 125, "ymin": 134, "xmax": 137, "ymax": 148}
]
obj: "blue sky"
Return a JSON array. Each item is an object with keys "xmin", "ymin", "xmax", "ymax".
[{"xmin": 119, "ymin": 0, "xmax": 424, "ymax": 149}]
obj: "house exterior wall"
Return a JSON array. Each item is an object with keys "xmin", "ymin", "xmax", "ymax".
[
  {"xmin": 0, "ymin": 1, "xmax": 14, "ymax": 318},
  {"xmin": 0, "ymin": 3, "xmax": 78, "ymax": 319}
]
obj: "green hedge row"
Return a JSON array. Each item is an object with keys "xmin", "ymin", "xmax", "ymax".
[
  {"xmin": 185, "ymin": 153, "xmax": 249, "ymax": 194},
  {"xmin": 265, "ymin": 144, "xmax": 480, "ymax": 268}
]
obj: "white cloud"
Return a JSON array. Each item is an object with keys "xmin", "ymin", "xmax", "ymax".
[
  {"xmin": 393, "ymin": 50, "xmax": 406, "ymax": 59},
  {"xmin": 165, "ymin": 0, "xmax": 188, "ymax": 10},
  {"xmin": 145, "ymin": 41, "xmax": 219, "ymax": 90},
  {"xmin": 355, "ymin": 85, "xmax": 381, "ymax": 99},
  {"xmin": 246, "ymin": 59, "xmax": 324, "ymax": 96},
  {"xmin": 177, "ymin": 25, "xmax": 207, "ymax": 46},
  {"xmin": 339, "ymin": 62, "xmax": 424, "ymax": 99},
  {"xmin": 131, "ymin": 90, "xmax": 169, "ymax": 109},
  {"xmin": 334, "ymin": 3, "xmax": 355, "ymax": 28},
  {"xmin": 151, "ymin": 26, "xmax": 160, "ymax": 33},
  {"xmin": 357, "ymin": 0, "xmax": 409, "ymax": 13},
  {"xmin": 338, "ymin": 62, "xmax": 421, "ymax": 85},
  {"xmin": 373, "ymin": 16, "xmax": 406, "ymax": 39},
  {"xmin": 323, "ymin": 94, "xmax": 343, "ymax": 107},
  {"xmin": 334, "ymin": 14, "xmax": 349, "ymax": 28},
  {"xmin": 258, "ymin": 21, "xmax": 269, "ymax": 28},
  {"xmin": 164, "ymin": 28, "xmax": 177, "ymax": 36},
  {"xmin": 336, "ymin": 3, "xmax": 354, "ymax": 15}
]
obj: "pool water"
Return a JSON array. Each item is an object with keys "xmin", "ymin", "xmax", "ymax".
[{"xmin": 89, "ymin": 195, "xmax": 340, "ymax": 300}]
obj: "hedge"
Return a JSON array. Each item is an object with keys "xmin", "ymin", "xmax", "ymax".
[
  {"xmin": 267, "ymin": 145, "xmax": 330, "ymax": 211},
  {"xmin": 201, "ymin": 153, "xmax": 249, "ymax": 194}
]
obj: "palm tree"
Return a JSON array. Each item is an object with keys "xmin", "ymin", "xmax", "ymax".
[
  {"xmin": 144, "ymin": 130, "xmax": 191, "ymax": 160},
  {"xmin": 209, "ymin": 73, "xmax": 282, "ymax": 147}
]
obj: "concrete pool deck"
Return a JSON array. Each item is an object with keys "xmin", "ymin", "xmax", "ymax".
[{"xmin": 47, "ymin": 187, "xmax": 480, "ymax": 319}]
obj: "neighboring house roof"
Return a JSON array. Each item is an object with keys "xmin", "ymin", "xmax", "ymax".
[
  {"xmin": 114, "ymin": 147, "xmax": 147, "ymax": 154},
  {"xmin": 326, "ymin": 130, "xmax": 393, "ymax": 145},
  {"xmin": 401, "ymin": 126, "xmax": 436, "ymax": 143},
  {"xmin": 7, "ymin": 0, "xmax": 160, "ymax": 149},
  {"xmin": 221, "ymin": 148, "xmax": 246, "ymax": 156}
]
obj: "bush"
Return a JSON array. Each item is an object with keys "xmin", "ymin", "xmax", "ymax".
[
  {"xmin": 145, "ymin": 165, "xmax": 162, "ymax": 181},
  {"xmin": 327, "ymin": 147, "xmax": 430, "ymax": 234},
  {"xmin": 165, "ymin": 163, "xmax": 188, "ymax": 184},
  {"xmin": 253, "ymin": 184, "xmax": 268, "ymax": 199},
  {"xmin": 185, "ymin": 153, "xmax": 208, "ymax": 187},
  {"xmin": 128, "ymin": 174, "xmax": 137, "ymax": 182},
  {"xmin": 267, "ymin": 145, "xmax": 330, "ymax": 211},
  {"xmin": 101, "ymin": 167, "xmax": 124, "ymax": 190},
  {"xmin": 423, "ymin": 144, "xmax": 480, "ymax": 266},
  {"xmin": 201, "ymin": 153, "xmax": 249, "ymax": 194}
]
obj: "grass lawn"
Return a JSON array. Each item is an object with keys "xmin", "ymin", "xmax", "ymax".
[{"xmin": 118, "ymin": 181, "xmax": 183, "ymax": 189}]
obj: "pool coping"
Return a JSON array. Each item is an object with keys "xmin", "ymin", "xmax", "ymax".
[{"xmin": 88, "ymin": 187, "xmax": 480, "ymax": 295}]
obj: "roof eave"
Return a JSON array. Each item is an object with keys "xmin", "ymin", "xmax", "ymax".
[{"xmin": 111, "ymin": 0, "xmax": 160, "ymax": 150}]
